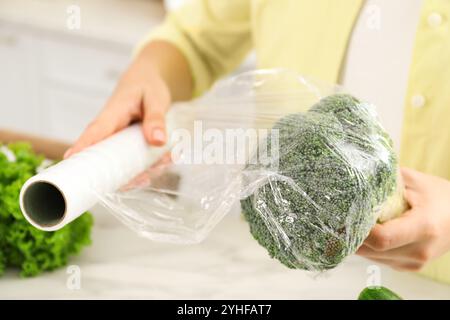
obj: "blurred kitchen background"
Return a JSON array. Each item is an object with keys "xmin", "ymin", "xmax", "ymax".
[
  {"xmin": 0, "ymin": 0, "xmax": 253, "ymax": 143},
  {"xmin": 1, "ymin": 0, "xmax": 449, "ymax": 300}
]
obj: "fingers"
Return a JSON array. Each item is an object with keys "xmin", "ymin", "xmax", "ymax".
[
  {"xmin": 120, "ymin": 171, "xmax": 152, "ymax": 191},
  {"xmin": 64, "ymin": 105, "xmax": 132, "ymax": 159},
  {"xmin": 358, "ymin": 168, "xmax": 444, "ymax": 273},
  {"xmin": 64, "ymin": 119, "xmax": 116, "ymax": 159},
  {"xmin": 356, "ymin": 244, "xmax": 429, "ymax": 271},
  {"xmin": 361, "ymin": 255, "xmax": 424, "ymax": 272},
  {"xmin": 364, "ymin": 209, "xmax": 422, "ymax": 251},
  {"xmin": 142, "ymin": 84, "xmax": 170, "ymax": 146},
  {"xmin": 359, "ymin": 208, "xmax": 436, "ymax": 271},
  {"xmin": 64, "ymin": 82, "xmax": 171, "ymax": 158},
  {"xmin": 357, "ymin": 243, "xmax": 416, "ymax": 262}
]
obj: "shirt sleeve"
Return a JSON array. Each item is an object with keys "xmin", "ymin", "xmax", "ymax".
[{"xmin": 135, "ymin": 0, "xmax": 252, "ymax": 97}]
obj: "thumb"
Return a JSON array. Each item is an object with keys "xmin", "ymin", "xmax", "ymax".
[
  {"xmin": 364, "ymin": 208, "xmax": 422, "ymax": 251},
  {"xmin": 142, "ymin": 87, "xmax": 170, "ymax": 146}
]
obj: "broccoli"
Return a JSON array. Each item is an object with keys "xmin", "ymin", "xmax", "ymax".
[
  {"xmin": 241, "ymin": 94, "xmax": 400, "ymax": 271},
  {"xmin": 0, "ymin": 142, "xmax": 93, "ymax": 277}
]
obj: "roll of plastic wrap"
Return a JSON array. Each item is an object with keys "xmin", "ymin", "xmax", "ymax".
[{"xmin": 19, "ymin": 124, "xmax": 168, "ymax": 231}]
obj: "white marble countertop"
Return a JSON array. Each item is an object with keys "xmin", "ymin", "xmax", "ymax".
[
  {"xmin": 0, "ymin": 0, "xmax": 165, "ymax": 45},
  {"xmin": 0, "ymin": 205, "xmax": 449, "ymax": 299}
]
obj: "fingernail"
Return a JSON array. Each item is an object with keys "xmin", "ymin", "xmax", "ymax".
[
  {"xmin": 63, "ymin": 148, "xmax": 72, "ymax": 159},
  {"xmin": 152, "ymin": 128, "xmax": 166, "ymax": 143}
]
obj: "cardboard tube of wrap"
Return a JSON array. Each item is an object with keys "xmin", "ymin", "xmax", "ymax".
[{"xmin": 19, "ymin": 124, "xmax": 168, "ymax": 231}]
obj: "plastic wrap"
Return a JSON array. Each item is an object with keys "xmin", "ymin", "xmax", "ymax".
[
  {"xmin": 240, "ymin": 93, "xmax": 406, "ymax": 270},
  {"xmin": 20, "ymin": 69, "xmax": 407, "ymax": 271}
]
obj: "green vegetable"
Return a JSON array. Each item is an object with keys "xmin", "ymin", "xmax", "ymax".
[
  {"xmin": 358, "ymin": 286, "xmax": 403, "ymax": 300},
  {"xmin": 0, "ymin": 142, "xmax": 93, "ymax": 277},
  {"xmin": 241, "ymin": 94, "xmax": 400, "ymax": 270}
]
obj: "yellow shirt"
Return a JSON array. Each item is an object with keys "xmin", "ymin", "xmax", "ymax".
[{"xmin": 141, "ymin": 0, "xmax": 450, "ymax": 285}]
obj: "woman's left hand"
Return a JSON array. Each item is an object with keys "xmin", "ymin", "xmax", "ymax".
[{"xmin": 356, "ymin": 167, "xmax": 450, "ymax": 271}]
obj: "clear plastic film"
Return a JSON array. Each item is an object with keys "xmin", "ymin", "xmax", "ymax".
[{"xmin": 97, "ymin": 69, "xmax": 407, "ymax": 271}]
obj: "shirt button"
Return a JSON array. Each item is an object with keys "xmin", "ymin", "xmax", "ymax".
[
  {"xmin": 427, "ymin": 12, "xmax": 443, "ymax": 28},
  {"xmin": 411, "ymin": 94, "xmax": 426, "ymax": 108}
]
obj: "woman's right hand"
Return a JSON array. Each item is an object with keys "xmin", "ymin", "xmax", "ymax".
[
  {"xmin": 64, "ymin": 57, "xmax": 171, "ymax": 159},
  {"xmin": 64, "ymin": 41, "xmax": 193, "ymax": 159}
]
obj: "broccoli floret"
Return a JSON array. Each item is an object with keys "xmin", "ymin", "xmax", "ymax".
[
  {"xmin": 241, "ymin": 94, "xmax": 400, "ymax": 271},
  {"xmin": 0, "ymin": 142, "xmax": 93, "ymax": 277}
]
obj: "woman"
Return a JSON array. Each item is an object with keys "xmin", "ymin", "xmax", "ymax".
[{"xmin": 64, "ymin": 0, "xmax": 450, "ymax": 284}]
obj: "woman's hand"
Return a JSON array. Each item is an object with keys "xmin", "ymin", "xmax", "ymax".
[
  {"xmin": 357, "ymin": 167, "xmax": 450, "ymax": 271},
  {"xmin": 64, "ymin": 41, "xmax": 192, "ymax": 158}
]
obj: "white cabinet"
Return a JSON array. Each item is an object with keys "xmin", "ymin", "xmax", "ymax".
[
  {"xmin": 40, "ymin": 87, "xmax": 106, "ymax": 141},
  {"xmin": 0, "ymin": 21, "xmax": 132, "ymax": 143},
  {"xmin": 0, "ymin": 24, "xmax": 40, "ymax": 134},
  {"xmin": 0, "ymin": 0, "xmax": 166, "ymax": 142},
  {"xmin": 35, "ymin": 36, "xmax": 131, "ymax": 141},
  {"xmin": 39, "ymin": 37, "xmax": 129, "ymax": 93}
]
